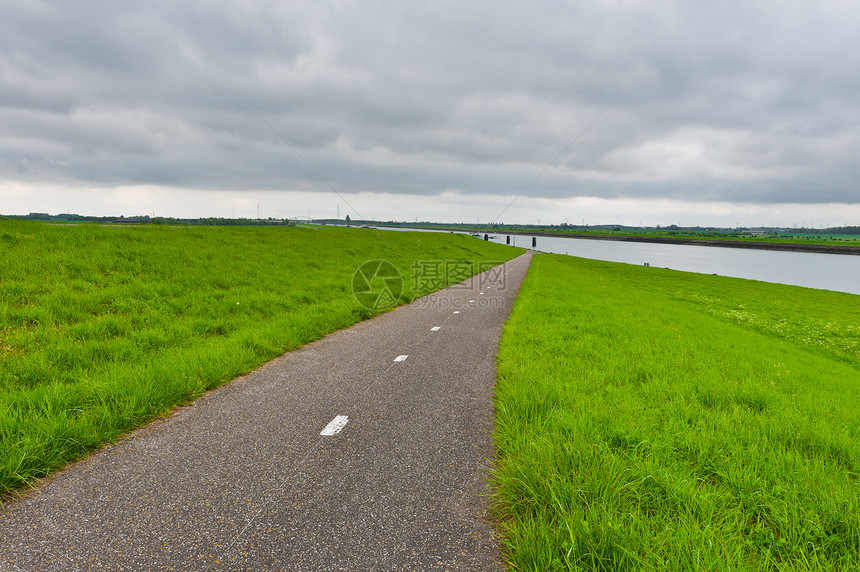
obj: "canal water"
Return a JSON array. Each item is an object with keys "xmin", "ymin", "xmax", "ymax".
[
  {"xmin": 376, "ymin": 227, "xmax": 859, "ymax": 295},
  {"xmin": 491, "ymin": 233, "xmax": 860, "ymax": 296}
]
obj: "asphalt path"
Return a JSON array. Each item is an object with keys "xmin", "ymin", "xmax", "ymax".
[{"xmin": 0, "ymin": 251, "xmax": 532, "ymax": 571}]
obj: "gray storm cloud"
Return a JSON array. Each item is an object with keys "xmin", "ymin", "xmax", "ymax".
[{"xmin": 2, "ymin": 0, "xmax": 859, "ymax": 205}]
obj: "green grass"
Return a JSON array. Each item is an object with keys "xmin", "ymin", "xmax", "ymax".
[
  {"xmin": 0, "ymin": 219, "xmax": 519, "ymax": 496},
  {"xmin": 541, "ymin": 229, "xmax": 860, "ymax": 246},
  {"xmin": 493, "ymin": 253, "xmax": 860, "ymax": 571}
]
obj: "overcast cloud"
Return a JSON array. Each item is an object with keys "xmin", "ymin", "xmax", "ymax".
[{"xmin": 2, "ymin": 0, "xmax": 859, "ymax": 225}]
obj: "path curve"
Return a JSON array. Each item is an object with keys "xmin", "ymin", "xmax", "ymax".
[{"xmin": 1, "ymin": 252, "xmax": 532, "ymax": 571}]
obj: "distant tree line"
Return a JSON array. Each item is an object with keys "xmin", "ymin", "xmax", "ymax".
[
  {"xmin": 3, "ymin": 213, "xmax": 857, "ymax": 234},
  {"xmin": 824, "ymin": 226, "xmax": 860, "ymax": 234},
  {"xmin": 7, "ymin": 213, "xmax": 294, "ymax": 226}
]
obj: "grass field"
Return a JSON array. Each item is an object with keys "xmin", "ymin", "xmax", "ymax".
[
  {"xmin": 395, "ymin": 223, "xmax": 860, "ymax": 247},
  {"xmin": 550, "ymin": 230, "xmax": 860, "ymax": 246},
  {"xmin": 0, "ymin": 219, "xmax": 519, "ymax": 497},
  {"xmin": 493, "ymin": 253, "xmax": 860, "ymax": 570}
]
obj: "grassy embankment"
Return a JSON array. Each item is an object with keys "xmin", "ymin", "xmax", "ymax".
[
  {"xmin": 392, "ymin": 222, "xmax": 860, "ymax": 246},
  {"xmin": 550, "ymin": 229, "xmax": 860, "ymax": 246},
  {"xmin": 0, "ymin": 220, "xmax": 519, "ymax": 497},
  {"xmin": 494, "ymin": 253, "xmax": 860, "ymax": 570}
]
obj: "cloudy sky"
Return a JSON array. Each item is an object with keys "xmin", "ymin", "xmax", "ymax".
[{"xmin": 2, "ymin": 1, "xmax": 859, "ymax": 226}]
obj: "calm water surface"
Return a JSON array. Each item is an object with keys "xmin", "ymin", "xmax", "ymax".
[
  {"xmin": 493, "ymin": 234, "xmax": 860, "ymax": 296},
  {"xmin": 376, "ymin": 227, "xmax": 859, "ymax": 296}
]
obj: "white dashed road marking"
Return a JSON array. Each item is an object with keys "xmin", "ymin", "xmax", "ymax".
[
  {"xmin": 453, "ymin": 311, "xmax": 460, "ymax": 314},
  {"xmin": 394, "ymin": 355, "xmax": 409, "ymax": 362},
  {"xmin": 431, "ymin": 327, "xmax": 440, "ymax": 331},
  {"xmin": 320, "ymin": 415, "xmax": 349, "ymax": 436}
]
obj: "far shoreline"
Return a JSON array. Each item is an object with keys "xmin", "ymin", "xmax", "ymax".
[{"xmin": 395, "ymin": 227, "xmax": 860, "ymax": 256}]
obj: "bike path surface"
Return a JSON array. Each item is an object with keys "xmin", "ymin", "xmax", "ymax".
[{"xmin": 1, "ymin": 252, "xmax": 533, "ymax": 571}]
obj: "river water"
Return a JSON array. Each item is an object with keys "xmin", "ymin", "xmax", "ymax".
[
  {"xmin": 491, "ymin": 233, "xmax": 860, "ymax": 296},
  {"xmin": 375, "ymin": 227, "xmax": 859, "ymax": 296}
]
